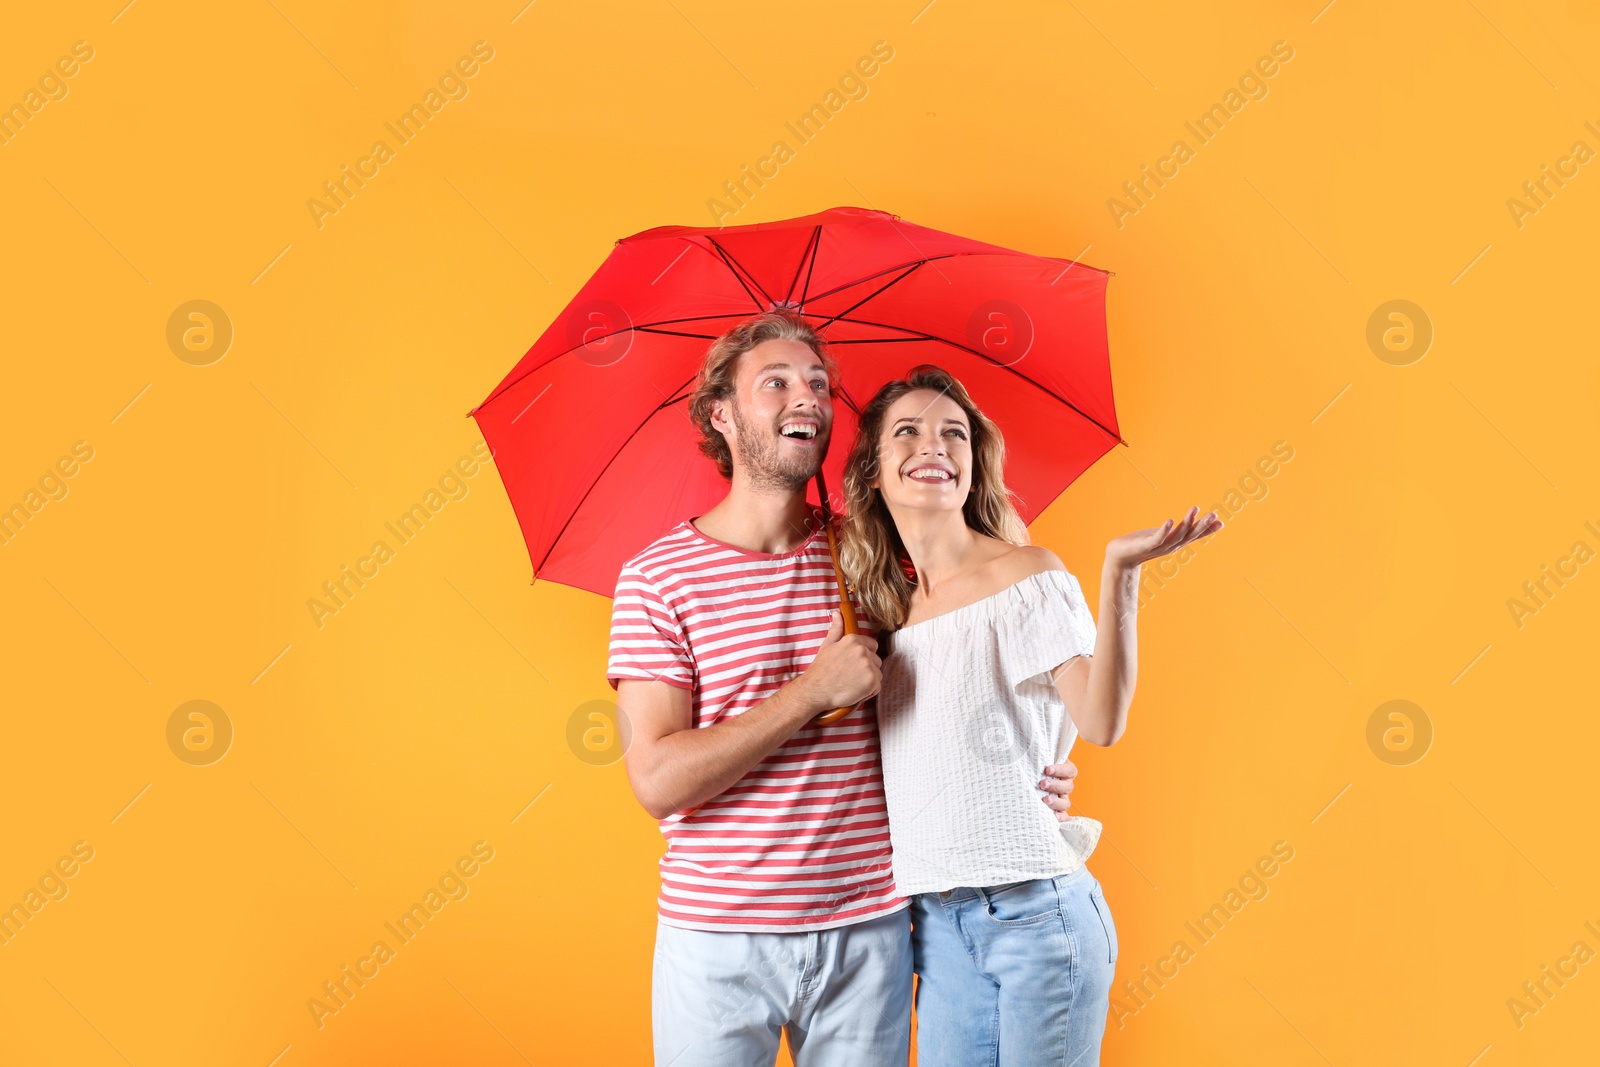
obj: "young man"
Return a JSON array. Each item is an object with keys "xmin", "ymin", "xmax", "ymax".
[{"xmin": 606, "ymin": 310, "xmax": 1079, "ymax": 1066}]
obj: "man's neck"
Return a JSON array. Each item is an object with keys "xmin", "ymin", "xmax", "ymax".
[{"xmin": 693, "ymin": 476, "xmax": 816, "ymax": 554}]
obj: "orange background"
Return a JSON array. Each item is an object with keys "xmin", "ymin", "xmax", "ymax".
[{"xmin": 3, "ymin": 1, "xmax": 1599, "ymax": 1064}]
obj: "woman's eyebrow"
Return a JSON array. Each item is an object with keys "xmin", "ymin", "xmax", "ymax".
[{"xmin": 893, "ymin": 416, "xmax": 968, "ymax": 426}]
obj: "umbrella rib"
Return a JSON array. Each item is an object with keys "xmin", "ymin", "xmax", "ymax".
[
  {"xmin": 635, "ymin": 326, "xmax": 719, "ymax": 340},
  {"xmin": 823, "ymin": 314, "xmax": 1125, "ymax": 446},
  {"xmin": 475, "ymin": 313, "xmax": 757, "ymax": 411},
  {"xmin": 706, "ymin": 237, "xmax": 774, "ymax": 310},
  {"xmin": 804, "ymin": 254, "xmax": 959, "ymax": 306},
  {"xmin": 803, "ymin": 248, "xmax": 1109, "ymax": 309},
  {"xmin": 812, "ymin": 262, "xmax": 923, "ymax": 333},
  {"xmin": 788, "ymin": 226, "xmax": 822, "ymax": 307},
  {"xmin": 635, "ymin": 312, "xmax": 756, "ymax": 328},
  {"xmin": 825, "ymin": 336, "xmax": 929, "ymax": 344},
  {"xmin": 529, "ymin": 372, "xmax": 701, "ymax": 577}
]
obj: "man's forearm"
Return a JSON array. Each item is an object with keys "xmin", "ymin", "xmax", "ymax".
[{"xmin": 632, "ymin": 676, "xmax": 826, "ymax": 818}]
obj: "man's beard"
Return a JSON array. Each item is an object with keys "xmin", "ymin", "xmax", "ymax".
[{"xmin": 730, "ymin": 400, "xmax": 827, "ymax": 493}]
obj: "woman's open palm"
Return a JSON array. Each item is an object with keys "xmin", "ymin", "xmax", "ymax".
[{"xmin": 1106, "ymin": 505, "xmax": 1223, "ymax": 569}]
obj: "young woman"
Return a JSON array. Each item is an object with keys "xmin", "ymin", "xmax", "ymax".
[{"xmin": 838, "ymin": 364, "xmax": 1221, "ymax": 1065}]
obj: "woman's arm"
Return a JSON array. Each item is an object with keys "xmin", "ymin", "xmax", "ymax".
[{"xmin": 1053, "ymin": 506, "xmax": 1222, "ymax": 747}]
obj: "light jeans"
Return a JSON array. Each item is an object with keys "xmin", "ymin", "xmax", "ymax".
[
  {"xmin": 651, "ymin": 906, "xmax": 913, "ymax": 1067},
  {"xmin": 910, "ymin": 866, "xmax": 1117, "ymax": 1066}
]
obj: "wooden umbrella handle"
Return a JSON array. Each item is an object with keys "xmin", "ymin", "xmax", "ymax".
[{"xmin": 816, "ymin": 519, "xmax": 860, "ymax": 724}]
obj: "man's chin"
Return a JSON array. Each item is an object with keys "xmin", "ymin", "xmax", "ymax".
[
  {"xmin": 775, "ymin": 431, "xmax": 827, "ymax": 464},
  {"xmin": 791, "ymin": 449, "xmax": 827, "ymax": 484},
  {"xmin": 779, "ymin": 466, "xmax": 819, "ymax": 492},
  {"xmin": 764, "ymin": 457, "xmax": 823, "ymax": 493}
]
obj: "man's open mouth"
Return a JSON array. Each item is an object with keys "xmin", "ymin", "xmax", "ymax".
[{"xmin": 779, "ymin": 420, "xmax": 819, "ymax": 440}]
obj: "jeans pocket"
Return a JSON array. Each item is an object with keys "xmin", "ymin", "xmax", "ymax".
[
  {"xmin": 981, "ymin": 878, "xmax": 1060, "ymax": 926},
  {"xmin": 1089, "ymin": 879, "xmax": 1118, "ymax": 964}
]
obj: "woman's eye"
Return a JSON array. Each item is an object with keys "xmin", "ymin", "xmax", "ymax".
[
  {"xmin": 946, "ymin": 429, "xmax": 967, "ymax": 440},
  {"xmin": 893, "ymin": 425, "xmax": 915, "ymax": 435}
]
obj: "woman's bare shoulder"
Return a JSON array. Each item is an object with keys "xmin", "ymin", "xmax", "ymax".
[{"xmin": 988, "ymin": 541, "xmax": 1069, "ymax": 584}]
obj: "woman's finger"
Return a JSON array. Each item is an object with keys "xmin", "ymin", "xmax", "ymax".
[
  {"xmin": 1175, "ymin": 512, "xmax": 1221, "ymax": 548},
  {"xmin": 1150, "ymin": 523, "xmax": 1189, "ymax": 556}
]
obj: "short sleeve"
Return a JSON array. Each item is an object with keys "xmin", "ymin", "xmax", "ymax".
[
  {"xmin": 606, "ymin": 565, "xmax": 694, "ymax": 691},
  {"xmin": 996, "ymin": 570, "xmax": 1097, "ymax": 692}
]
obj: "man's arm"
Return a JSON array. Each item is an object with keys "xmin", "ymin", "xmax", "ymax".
[{"xmin": 618, "ymin": 610, "xmax": 879, "ymax": 820}]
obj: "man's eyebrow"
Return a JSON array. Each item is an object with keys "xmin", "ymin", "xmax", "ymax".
[{"xmin": 756, "ymin": 362, "xmax": 828, "ymax": 375}]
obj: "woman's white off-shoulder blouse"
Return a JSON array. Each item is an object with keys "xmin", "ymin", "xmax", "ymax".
[{"xmin": 877, "ymin": 568, "xmax": 1102, "ymax": 896}]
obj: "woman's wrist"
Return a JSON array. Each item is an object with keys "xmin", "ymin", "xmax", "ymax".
[{"xmin": 1101, "ymin": 553, "xmax": 1140, "ymax": 581}]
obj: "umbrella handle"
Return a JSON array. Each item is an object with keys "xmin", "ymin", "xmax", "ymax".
[{"xmin": 816, "ymin": 519, "xmax": 861, "ymax": 724}]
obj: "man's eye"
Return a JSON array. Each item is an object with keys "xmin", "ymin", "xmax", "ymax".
[{"xmin": 766, "ymin": 377, "xmax": 785, "ymax": 387}]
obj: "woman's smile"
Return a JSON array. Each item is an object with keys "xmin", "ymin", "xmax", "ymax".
[{"xmin": 904, "ymin": 463, "xmax": 957, "ymax": 484}]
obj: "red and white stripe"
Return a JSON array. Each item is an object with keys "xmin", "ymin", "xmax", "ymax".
[{"xmin": 607, "ymin": 510, "xmax": 905, "ymax": 931}]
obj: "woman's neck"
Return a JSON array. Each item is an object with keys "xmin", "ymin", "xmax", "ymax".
[{"xmin": 889, "ymin": 505, "xmax": 981, "ymax": 597}]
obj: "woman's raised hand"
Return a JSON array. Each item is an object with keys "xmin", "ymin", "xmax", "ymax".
[{"xmin": 1104, "ymin": 505, "xmax": 1223, "ymax": 570}]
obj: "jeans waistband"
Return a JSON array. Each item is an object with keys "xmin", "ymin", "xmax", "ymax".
[{"xmin": 925, "ymin": 866, "xmax": 1090, "ymax": 905}]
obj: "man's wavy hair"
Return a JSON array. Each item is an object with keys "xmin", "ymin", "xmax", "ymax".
[
  {"xmin": 687, "ymin": 310, "xmax": 841, "ymax": 480},
  {"xmin": 839, "ymin": 365, "xmax": 1030, "ymax": 630}
]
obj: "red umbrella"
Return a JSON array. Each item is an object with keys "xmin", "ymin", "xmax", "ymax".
[{"xmin": 468, "ymin": 206, "xmax": 1122, "ymax": 706}]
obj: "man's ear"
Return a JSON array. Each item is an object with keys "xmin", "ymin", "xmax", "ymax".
[{"xmin": 709, "ymin": 397, "xmax": 731, "ymax": 437}]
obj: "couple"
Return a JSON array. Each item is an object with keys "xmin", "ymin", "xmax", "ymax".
[{"xmin": 606, "ymin": 310, "xmax": 1219, "ymax": 1066}]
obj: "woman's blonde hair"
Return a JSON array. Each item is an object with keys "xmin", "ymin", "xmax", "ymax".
[{"xmin": 839, "ymin": 365, "xmax": 1029, "ymax": 630}]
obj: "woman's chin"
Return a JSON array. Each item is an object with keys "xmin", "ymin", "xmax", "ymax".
[{"xmin": 883, "ymin": 488, "xmax": 967, "ymax": 514}]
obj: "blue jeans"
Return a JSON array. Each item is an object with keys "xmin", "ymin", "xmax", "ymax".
[
  {"xmin": 652, "ymin": 906, "xmax": 913, "ymax": 1066},
  {"xmin": 910, "ymin": 867, "xmax": 1117, "ymax": 1066}
]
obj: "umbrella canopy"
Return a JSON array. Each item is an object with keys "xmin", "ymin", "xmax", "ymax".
[{"xmin": 469, "ymin": 206, "xmax": 1121, "ymax": 598}]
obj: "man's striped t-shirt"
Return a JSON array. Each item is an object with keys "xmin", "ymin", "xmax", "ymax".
[{"xmin": 606, "ymin": 506, "xmax": 905, "ymax": 932}]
